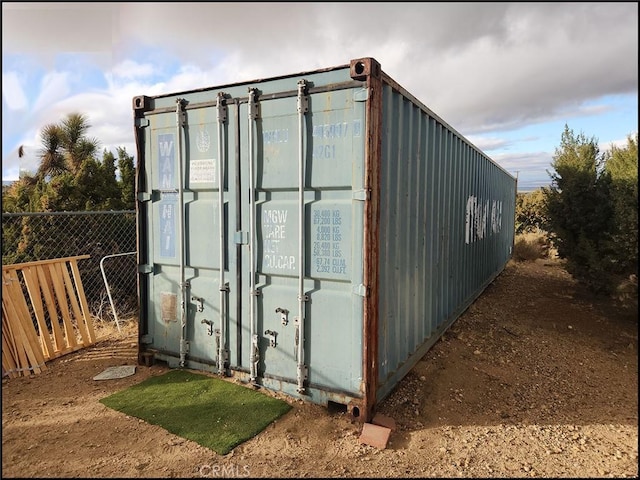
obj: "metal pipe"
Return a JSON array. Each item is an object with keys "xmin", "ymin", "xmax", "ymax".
[
  {"xmin": 247, "ymin": 88, "xmax": 259, "ymax": 384},
  {"xmin": 296, "ymin": 80, "xmax": 309, "ymax": 394},
  {"xmin": 176, "ymin": 98, "xmax": 188, "ymax": 368},
  {"xmin": 99, "ymin": 251, "xmax": 136, "ymax": 333},
  {"xmin": 216, "ymin": 92, "xmax": 228, "ymax": 375}
]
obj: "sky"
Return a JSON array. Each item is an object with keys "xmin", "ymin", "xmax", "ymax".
[{"xmin": 2, "ymin": 2, "xmax": 638, "ymax": 192}]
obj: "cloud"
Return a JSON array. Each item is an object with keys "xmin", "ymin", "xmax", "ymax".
[
  {"xmin": 1, "ymin": 2, "xmax": 637, "ymax": 190},
  {"xmin": 2, "ymin": 71, "xmax": 29, "ymax": 110},
  {"xmin": 111, "ymin": 60, "xmax": 156, "ymax": 81},
  {"xmin": 2, "ymin": 3, "xmax": 118, "ymax": 58},
  {"xmin": 32, "ymin": 71, "xmax": 71, "ymax": 119},
  {"xmin": 467, "ymin": 136, "xmax": 515, "ymax": 152}
]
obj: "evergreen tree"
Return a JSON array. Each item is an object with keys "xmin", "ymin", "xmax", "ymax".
[
  {"xmin": 543, "ymin": 125, "xmax": 616, "ymax": 293},
  {"xmin": 603, "ymin": 134, "xmax": 638, "ymax": 278},
  {"xmin": 117, "ymin": 147, "xmax": 136, "ymax": 210},
  {"xmin": 515, "ymin": 189, "xmax": 547, "ymax": 234}
]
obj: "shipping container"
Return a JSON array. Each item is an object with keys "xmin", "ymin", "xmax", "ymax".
[{"xmin": 133, "ymin": 57, "xmax": 516, "ymax": 422}]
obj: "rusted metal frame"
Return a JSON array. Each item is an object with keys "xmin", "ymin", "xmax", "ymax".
[{"xmin": 350, "ymin": 58, "xmax": 383, "ymax": 423}]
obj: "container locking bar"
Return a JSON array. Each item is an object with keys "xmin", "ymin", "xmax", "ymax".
[
  {"xmin": 296, "ymin": 80, "xmax": 309, "ymax": 394},
  {"xmin": 248, "ymin": 87, "xmax": 260, "ymax": 385},
  {"xmin": 176, "ymin": 98, "xmax": 189, "ymax": 368},
  {"xmin": 216, "ymin": 91, "xmax": 229, "ymax": 376},
  {"xmin": 215, "ymin": 328, "xmax": 228, "ymax": 368}
]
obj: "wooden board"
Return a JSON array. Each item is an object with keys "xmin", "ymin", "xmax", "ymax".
[{"xmin": 2, "ymin": 255, "xmax": 94, "ymax": 378}]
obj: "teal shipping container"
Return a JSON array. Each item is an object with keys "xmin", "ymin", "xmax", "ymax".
[{"xmin": 133, "ymin": 57, "xmax": 516, "ymax": 422}]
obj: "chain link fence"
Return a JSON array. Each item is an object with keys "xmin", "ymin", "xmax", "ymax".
[{"xmin": 2, "ymin": 211, "xmax": 138, "ymax": 324}]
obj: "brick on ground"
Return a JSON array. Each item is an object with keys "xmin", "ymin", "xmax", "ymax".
[
  {"xmin": 372, "ymin": 413, "xmax": 396, "ymax": 431},
  {"xmin": 359, "ymin": 422, "xmax": 392, "ymax": 449}
]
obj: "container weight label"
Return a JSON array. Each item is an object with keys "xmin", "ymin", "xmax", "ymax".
[{"xmin": 312, "ymin": 208, "xmax": 348, "ymax": 278}]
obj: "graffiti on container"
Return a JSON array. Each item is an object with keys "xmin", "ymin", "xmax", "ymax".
[
  {"xmin": 158, "ymin": 133, "xmax": 175, "ymax": 189},
  {"xmin": 465, "ymin": 195, "xmax": 503, "ymax": 244},
  {"xmin": 313, "ymin": 209, "xmax": 347, "ymax": 275},
  {"xmin": 262, "ymin": 209, "xmax": 296, "ymax": 270}
]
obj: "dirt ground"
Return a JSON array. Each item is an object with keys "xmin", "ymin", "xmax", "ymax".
[{"xmin": 2, "ymin": 258, "xmax": 638, "ymax": 478}]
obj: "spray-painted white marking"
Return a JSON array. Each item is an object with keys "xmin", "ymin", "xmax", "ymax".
[{"xmin": 465, "ymin": 195, "xmax": 503, "ymax": 244}]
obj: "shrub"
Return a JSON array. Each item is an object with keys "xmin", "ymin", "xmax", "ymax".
[{"xmin": 512, "ymin": 232, "xmax": 555, "ymax": 262}]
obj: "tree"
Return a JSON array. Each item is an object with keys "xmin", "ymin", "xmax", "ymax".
[
  {"xmin": 117, "ymin": 147, "xmax": 136, "ymax": 210},
  {"xmin": 37, "ymin": 124, "xmax": 67, "ymax": 178},
  {"xmin": 603, "ymin": 134, "xmax": 638, "ymax": 278},
  {"xmin": 3, "ymin": 113, "xmax": 136, "ymax": 213},
  {"xmin": 98, "ymin": 149, "xmax": 125, "ymax": 210},
  {"xmin": 515, "ymin": 189, "xmax": 547, "ymax": 234},
  {"xmin": 543, "ymin": 125, "xmax": 616, "ymax": 293},
  {"xmin": 2, "ymin": 113, "xmax": 136, "ymax": 263},
  {"xmin": 59, "ymin": 113, "xmax": 100, "ymax": 174}
]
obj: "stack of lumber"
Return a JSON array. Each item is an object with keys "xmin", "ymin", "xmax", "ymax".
[{"xmin": 2, "ymin": 255, "xmax": 96, "ymax": 378}]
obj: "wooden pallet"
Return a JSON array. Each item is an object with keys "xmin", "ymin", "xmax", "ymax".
[{"xmin": 2, "ymin": 255, "xmax": 95, "ymax": 378}]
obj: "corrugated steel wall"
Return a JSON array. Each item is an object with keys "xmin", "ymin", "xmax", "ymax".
[{"xmin": 375, "ymin": 80, "xmax": 516, "ymax": 401}]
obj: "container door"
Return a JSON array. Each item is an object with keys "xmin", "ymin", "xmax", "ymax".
[
  {"xmin": 142, "ymin": 96, "xmax": 237, "ymax": 373},
  {"xmin": 239, "ymin": 84, "xmax": 367, "ymax": 396}
]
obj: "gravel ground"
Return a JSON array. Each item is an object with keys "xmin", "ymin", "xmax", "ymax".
[{"xmin": 2, "ymin": 258, "xmax": 638, "ymax": 478}]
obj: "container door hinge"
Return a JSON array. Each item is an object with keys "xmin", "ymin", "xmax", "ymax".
[
  {"xmin": 138, "ymin": 264, "xmax": 154, "ymax": 274},
  {"xmin": 353, "ymin": 189, "xmax": 370, "ymax": 201},
  {"xmin": 234, "ymin": 231, "xmax": 249, "ymax": 245},
  {"xmin": 248, "ymin": 88, "xmax": 259, "ymax": 119},
  {"xmin": 354, "ymin": 88, "xmax": 369, "ymax": 102},
  {"xmin": 216, "ymin": 92, "xmax": 228, "ymax": 123},
  {"xmin": 176, "ymin": 98, "xmax": 186, "ymax": 125},
  {"xmin": 297, "ymin": 80, "xmax": 309, "ymax": 113},
  {"xmin": 352, "ymin": 284, "xmax": 369, "ymax": 297},
  {"xmin": 135, "ymin": 117, "xmax": 150, "ymax": 128},
  {"xmin": 297, "ymin": 364, "xmax": 308, "ymax": 382},
  {"xmin": 137, "ymin": 192, "xmax": 151, "ymax": 202}
]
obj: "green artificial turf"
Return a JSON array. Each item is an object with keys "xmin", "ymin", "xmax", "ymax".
[{"xmin": 100, "ymin": 369, "xmax": 292, "ymax": 455}]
